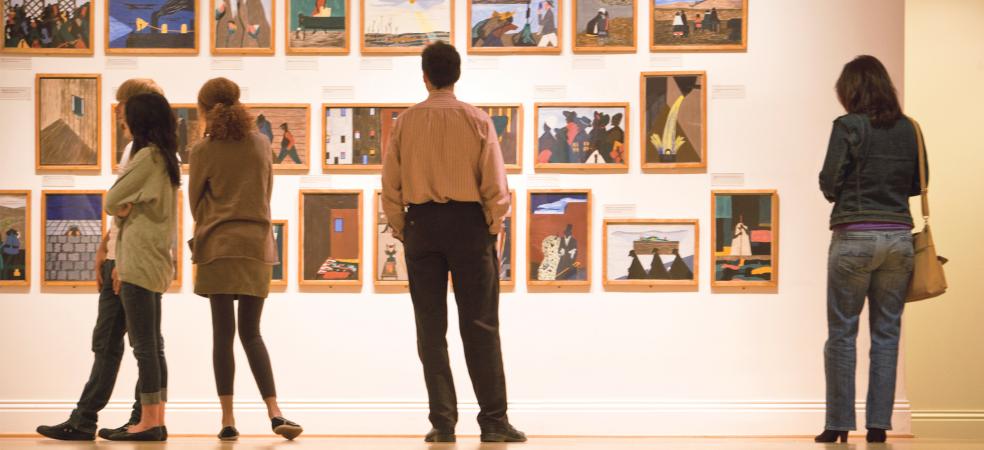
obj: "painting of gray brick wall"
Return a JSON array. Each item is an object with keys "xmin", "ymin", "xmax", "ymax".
[{"xmin": 45, "ymin": 220, "xmax": 101, "ymax": 281}]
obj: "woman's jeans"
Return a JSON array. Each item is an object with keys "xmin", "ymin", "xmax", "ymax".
[
  {"xmin": 824, "ymin": 230, "xmax": 913, "ymax": 431},
  {"xmin": 120, "ymin": 282, "xmax": 168, "ymax": 406}
]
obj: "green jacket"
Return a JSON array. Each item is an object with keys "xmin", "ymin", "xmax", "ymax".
[{"xmin": 105, "ymin": 146, "xmax": 177, "ymax": 294}]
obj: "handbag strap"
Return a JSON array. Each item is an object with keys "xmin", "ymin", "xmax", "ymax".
[{"xmin": 910, "ymin": 117, "xmax": 930, "ymax": 222}]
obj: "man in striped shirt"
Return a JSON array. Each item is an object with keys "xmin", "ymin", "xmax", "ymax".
[{"xmin": 381, "ymin": 41, "xmax": 525, "ymax": 444}]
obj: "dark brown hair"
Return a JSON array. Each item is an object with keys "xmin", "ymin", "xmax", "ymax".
[
  {"xmin": 125, "ymin": 93, "xmax": 181, "ymax": 187},
  {"xmin": 197, "ymin": 77, "xmax": 252, "ymax": 141},
  {"xmin": 421, "ymin": 41, "xmax": 460, "ymax": 89},
  {"xmin": 835, "ymin": 55, "xmax": 902, "ymax": 128}
]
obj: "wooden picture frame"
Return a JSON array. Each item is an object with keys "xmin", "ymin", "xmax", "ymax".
[
  {"xmin": 572, "ymin": 0, "xmax": 636, "ymax": 53},
  {"xmin": 41, "ymin": 190, "xmax": 106, "ymax": 288},
  {"xmin": 298, "ymin": 190, "xmax": 363, "ymax": 287},
  {"xmin": 602, "ymin": 218, "xmax": 698, "ymax": 290},
  {"xmin": 322, "ymin": 103, "xmax": 411, "ymax": 173},
  {"xmin": 111, "ymin": 103, "xmax": 201, "ymax": 173},
  {"xmin": 0, "ymin": 190, "xmax": 31, "ymax": 287},
  {"xmin": 35, "ymin": 74, "xmax": 101, "ymax": 173},
  {"xmin": 270, "ymin": 219, "xmax": 288, "ymax": 287},
  {"xmin": 285, "ymin": 0, "xmax": 350, "ymax": 55},
  {"xmin": 2, "ymin": 0, "xmax": 94, "ymax": 55},
  {"xmin": 105, "ymin": 0, "xmax": 199, "ymax": 55},
  {"xmin": 373, "ymin": 190, "xmax": 408, "ymax": 290},
  {"xmin": 500, "ymin": 190, "xmax": 518, "ymax": 289},
  {"xmin": 710, "ymin": 190, "xmax": 779, "ymax": 289},
  {"xmin": 169, "ymin": 190, "xmax": 184, "ymax": 290},
  {"xmin": 527, "ymin": 189, "xmax": 592, "ymax": 289},
  {"xmin": 247, "ymin": 103, "xmax": 311, "ymax": 172},
  {"xmin": 210, "ymin": 0, "xmax": 276, "ymax": 55},
  {"xmin": 649, "ymin": 0, "xmax": 747, "ymax": 52},
  {"xmin": 466, "ymin": 0, "xmax": 562, "ymax": 55},
  {"xmin": 360, "ymin": 0, "xmax": 454, "ymax": 55},
  {"xmin": 640, "ymin": 71, "xmax": 707, "ymax": 171},
  {"xmin": 475, "ymin": 104, "xmax": 524, "ymax": 173},
  {"xmin": 533, "ymin": 102, "xmax": 629, "ymax": 173}
]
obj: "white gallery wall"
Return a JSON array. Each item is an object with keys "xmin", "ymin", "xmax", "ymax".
[{"xmin": 0, "ymin": 0, "xmax": 906, "ymax": 436}]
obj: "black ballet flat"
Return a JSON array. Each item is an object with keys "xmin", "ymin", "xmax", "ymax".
[
  {"xmin": 867, "ymin": 428, "xmax": 887, "ymax": 443},
  {"xmin": 814, "ymin": 429, "xmax": 848, "ymax": 443},
  {"xmin": 218, "ymin": 425, "xmax": 239, "ymax": 441},
  {"xmin": 424, "ymin": 428, "xmax": 456, "ymax": 443},
  {"xmin": 271, "ymin": 416, "xmax": 303, "ymax": 440},
  {"xmin": 106, "ymin": 425, "xmax": 164, "ymax": 441}
]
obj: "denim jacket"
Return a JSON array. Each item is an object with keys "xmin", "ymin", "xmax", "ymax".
[{"xmin": 819, "ymin": 114, "xmax": 928, "ymax": 228}]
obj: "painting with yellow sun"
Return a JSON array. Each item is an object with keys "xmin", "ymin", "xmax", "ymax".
[{"xmin": 360, "ymin": 0, "xmax": 453, "ymax": 54}]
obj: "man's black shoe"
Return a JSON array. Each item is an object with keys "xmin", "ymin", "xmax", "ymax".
[
  {"xmin": 424, "ymin": 428, "xmax": 456, "ymax": 442},
  {"xmin": 36, "ymin": 421, "xmax": 94, "ymax": 441},
  {"xmin": 480, "ymin": 424, "xmax": 527, "ymax": 443}
]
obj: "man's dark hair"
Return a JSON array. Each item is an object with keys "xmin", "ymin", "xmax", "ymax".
[{"xmin": 421, "ymin": 41, "xmax": 461, "ymax": 89}]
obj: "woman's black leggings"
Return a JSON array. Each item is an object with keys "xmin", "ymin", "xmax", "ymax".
[{"xmin": 209, "ymin": 295, "xmax": 277, "ymax": 398}]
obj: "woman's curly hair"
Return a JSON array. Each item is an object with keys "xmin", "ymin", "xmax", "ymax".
[{"xmin": 197, "ymin": 77, "xmax": 252, "ymax": 141}]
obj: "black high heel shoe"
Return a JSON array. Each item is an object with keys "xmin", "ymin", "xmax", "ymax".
[
  {"xmin": 866, "ymin": 428, "xmax": 887, "ymax": 443},
  {"xmin": 814, "ymin": 429, "xmax": 848, "ymax": 443}
]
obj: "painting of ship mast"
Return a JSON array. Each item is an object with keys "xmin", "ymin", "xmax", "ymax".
[
  {"xmin": 106, "ymin": 0, "xmax": 197, "ymax": 54},
  {"xmin": 287, "ymin": 0, "xmax": 348, "ymax": 53},
  {"xmin": 641, "ymin": 71, "xmax": 706, "ymax": 170},
  {"xmin": 360, "ymin": 0, "xmax": 453, "ymax": 55}
]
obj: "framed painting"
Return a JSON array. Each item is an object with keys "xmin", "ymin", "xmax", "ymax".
[
  {"xmin": 573, "ymin": 0, "xmax": 635, "ymax": 53},
  {"xmin": 35, "ymin": 74, "xmax": 101, "ymax": 172},
  {"xmin": 476, "ymin": 104, "xmax": 523, "ymax": 173},
  {"xmin": 322, "ymin": 104, "xmax": 409, "ymax": 172},
  {"xmin": 247, "ymin": 104, "xmax": 310, "ymax": 172},
  {"xmin": 467, "ymin": 0, "xmax": 561, "ymax": 54},
  {"xmin": 373, "ymin": 190, "xmax": 407, "ymax": 289},
  {"xmin": 286, "ymin": 0, "xmax": 349, "ymax": 54},
  {"xmin": 41, "ymin": 190, "xmax": 105, "ymax": 287},
  {"xmin": 360, "ymin": 0, "xmax": 453, "ymax": 55},
  {"xmin": 299, "ymin": 190, "xmax": 362, "ymax": 287},
  {"xmin": 0, "ymin": 191, "xmax": 30, "ymax": 287},
  {"xmin": 2, "ymin": 0, "xmax": 93, "ymax": 54},
  {"xmin": 271, "ymin": 219, "xmax": 288, "ymax": 286},
  {"xmin": 169, "ymin": 190, "xmax": 184, "ymax": 290},
  {"xmin": 499, "ymin": 190, "xmax": 517, "ymax": 288},
  {"xmin": 711, "ymin": 190, "xmax": 779, "ymax": 288},
  {"xmin": 650, "ymin": 0, "xmax": 747, "ymax": 52},
  {"xmin": 106, "ymin": 0, "xmax": 197, "ymax": 54},
  {"xmin": 603, "ymin": 219, "xmax": 698, "ymax": 290},
  {"xmin": 211, "ymin": 0, "xmax": 275, "ymax": 55},
  {"xmin": 641, "ymin": 71, "xmax": 706, "ymax": 171},
  {"xmin": 527, "ymin": 190, "xmax": 591, "ymax": 288},
  {"xmin": 534, "ymin": 103, "xmax": 629, "ymax": 172},
  {"xmin": 112, "ymin": 103, "xmax": 201, "ymax": 172}
]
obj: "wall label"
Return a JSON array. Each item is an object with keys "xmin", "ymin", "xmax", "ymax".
[
  {"xmin": 361, "ymin": 58, "xmax": 393, "ymax": 71},
  {"xmin": 713, "ymin": 85, "xmax": 747, "ymax": 100},
  {"xmin": 1, "ymin": 57, "xmax": 31, "ymax": 70},
  {"xmin": 286, "ymin": 58, "xmax": 319, "ymax": 71},
  {"xmin": 711, "ymin": 173, "xmax": 746, "ymax": 186},
  {"xmin": 0, "ymin": 87, "xmax": 30, "ymax": 101},
  {"xmin": 211, "ymin": 58, "xmax": 244, "ymax": 71},
  {"xmin": 42, "ymin": 175, "xmax": 75, "ymax": 187},
  {"xmin": 322, "ymin": 85, "xmax": 356, "ymax": 100},
  {"xmin": 604, "ymin": 204, "xmax": 637, "ymax": 218},
  {"xmin": 534, "ymin": 85, "xmax": 567, "ymax": 100},
  {"xmin": 105, "ymin": 58, "xmax": 139, "ymax": 70},
  {"xmin": 572, "ymin": 56, "xmax": 605, "ymax": 70}
]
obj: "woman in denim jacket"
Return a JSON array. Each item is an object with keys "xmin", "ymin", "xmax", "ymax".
[{"xmin": 815, "ymin": 55, "xmax": 927, "ymax": 444}]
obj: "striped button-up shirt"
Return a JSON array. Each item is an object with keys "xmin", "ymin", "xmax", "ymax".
[{"xmin": 382, "ymin": 89, "xmax": 510, "ymax": 240}]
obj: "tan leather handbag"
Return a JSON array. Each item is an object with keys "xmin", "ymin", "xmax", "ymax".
[{"xmin": 906, "ymin": 118, "xmax": 948, "ymax": 302}]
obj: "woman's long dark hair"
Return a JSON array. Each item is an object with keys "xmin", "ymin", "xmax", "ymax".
[
  {"xmin": 125, "ymin": 92, "xmax": 181, "ymax": 187},
  {"xmin": 835, "ymin": 55, "xmax": 903, "ymax": 128}
]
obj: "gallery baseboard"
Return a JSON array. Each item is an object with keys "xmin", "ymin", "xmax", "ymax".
[
  {"xmin": 911, "ymin": 410, "xmax": 984, "ymax": 439},
  {"xmin": 0, "ymin": 399, "xmax": 912, "ymax": 436}
]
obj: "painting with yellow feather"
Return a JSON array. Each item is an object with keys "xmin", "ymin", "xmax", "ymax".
[{"xmin": 360, "ymin": 0, "xmax": 453, "ymax": 54}]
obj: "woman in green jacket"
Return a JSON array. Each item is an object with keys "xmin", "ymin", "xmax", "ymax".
[{"xmin": 103, "ymin": 93, "xmax": 181, "ymax": 442}]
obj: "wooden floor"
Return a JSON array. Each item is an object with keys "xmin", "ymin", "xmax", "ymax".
[{"xmin": 2, "ymin": 436, "xmax": 984, "ymax": 449}]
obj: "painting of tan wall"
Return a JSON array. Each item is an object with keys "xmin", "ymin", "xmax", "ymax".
[{"xmin": 36, "ymin": 74, "xmax": 101, "ymax": 171}]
